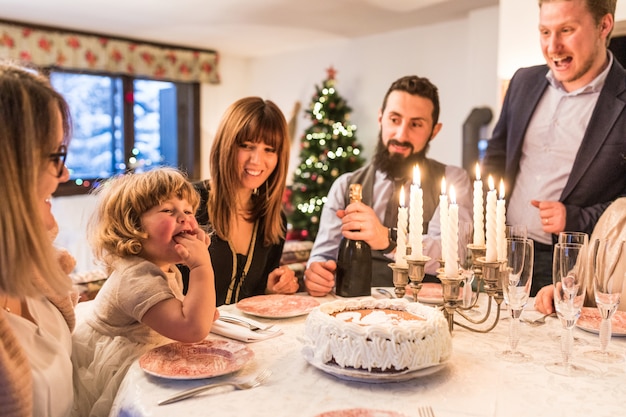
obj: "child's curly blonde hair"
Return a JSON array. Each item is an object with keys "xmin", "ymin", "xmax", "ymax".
[{"xmin": 88, "ymin": 168, "xmax": 200, "ymax": 270}]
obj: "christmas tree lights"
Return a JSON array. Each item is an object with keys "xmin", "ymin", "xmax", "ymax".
[{"xmin": 287, "ymin": 67, "xmax": 365, "ymax": 240}]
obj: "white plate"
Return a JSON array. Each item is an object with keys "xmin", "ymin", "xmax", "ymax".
[
  {"xmin": 576, "ymin": 307, "xmax": 626, "ymax": 337},
  {"xmin": 139, "ymin": 339, "xmax": 254, "ymax": 379},
  {"xmin": 236, "ymin": 294, "xmax": 320, "ymax": 318},
  {"xmin": 303, "ymin": 349, "xmax": 446, "ymax": 383}
]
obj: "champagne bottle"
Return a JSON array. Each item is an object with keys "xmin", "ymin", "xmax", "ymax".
[{"xmin": 335, "ymin": 184, "xmax": 372, "ymax": 297}]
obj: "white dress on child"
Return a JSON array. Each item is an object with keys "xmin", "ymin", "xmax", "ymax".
[{"xmin": 71, "ymin": 256, "xmax": 185, "ymax": 417}]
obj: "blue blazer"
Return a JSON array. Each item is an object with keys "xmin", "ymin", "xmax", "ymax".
[{"xmin": 482, "ymin": 60, "xmax": 626, "ymax": 237}]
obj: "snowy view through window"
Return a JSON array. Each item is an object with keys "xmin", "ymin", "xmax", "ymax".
[{"xmin": 50, "ymin": 72, "xmax": 175, "ymax": 181}]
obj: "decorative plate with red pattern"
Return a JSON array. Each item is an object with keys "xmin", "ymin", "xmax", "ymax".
[
  {"xmin": 236, "ymin": 294, "xmax": 320, "ymax": 318},
  {"xmin": 139, "ymin": 339, "xmax": 254, "ymax": 379},
  {"xmin": 576, "ymin": 307, "xmax": 626, "ymax": 336},
  {"xmin": 415, "ymin": 283, "xmax": 445, "ymax": 304},
  {"xmin": 315, "ymin": 409, "xmax": 409, "ymax": 417}
]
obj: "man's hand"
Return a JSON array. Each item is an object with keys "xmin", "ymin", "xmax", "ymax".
[
  {"xmin": 534, "ymin": 284, "xmax": 555, "ymax": 314},
  {"xmin": 531, "ymin": 200, "xmax": 566, "ymax": 234},
  {"xmin": 304, "ymin": 260, "xmax": 337, "ymax": 297},
  {"xmin": 338, "ymin": 201, "xmax": 390, "ymax": 250},
  {"xmin": 267, "ymin": 265, "xmax": 299, "ymax": 294}
]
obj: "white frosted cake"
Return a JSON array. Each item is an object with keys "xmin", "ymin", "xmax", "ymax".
[{"xmin": 303, "ymin": 298, "xmax": 451, "ymax": 373}]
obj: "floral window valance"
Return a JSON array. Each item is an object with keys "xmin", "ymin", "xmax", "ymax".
[{"xmin": 0, "ymin": 21, "xmax": 220, "ymax": 84}]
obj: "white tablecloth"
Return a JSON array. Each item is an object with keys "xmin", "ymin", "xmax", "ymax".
[{"xmin": 110, "ymin": 291, "xmax": 626, "ymax": 417}]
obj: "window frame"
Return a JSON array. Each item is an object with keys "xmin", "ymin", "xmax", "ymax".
[{"xmin": 48, "ymin": 68, "xmax": 201, "ymax": 197}]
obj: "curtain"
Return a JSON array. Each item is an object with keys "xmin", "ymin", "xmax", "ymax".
[{"xmin": 0, "ymin": 21, "xmax": 219, "ymax": 84}]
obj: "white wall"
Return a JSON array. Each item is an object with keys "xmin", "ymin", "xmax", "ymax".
[
  {"xmin": 498, "ymin": 0, "xmax": 626, "ymax": 80},
  {"xmin": 199, "ymin": 6, "xmax": 500, "ymax": 180},
  {"xmin": 199, "ymin": 54, "xmax": 252, "ymax": 179},
  {"xmin": 57, "ymin": 5, "xmax": 501, "ymax": 272}
]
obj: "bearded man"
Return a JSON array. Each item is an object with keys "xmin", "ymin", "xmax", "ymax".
[{"xmin": 304, "ymin": 75, "xmax": 473, "ymax": 295}]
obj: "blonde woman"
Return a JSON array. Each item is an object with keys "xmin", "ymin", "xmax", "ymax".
[
  {"xmin": 535, "ymin": 198, "xmax": 626, "ymax": 314},
  {"xmin": 0, "ymin": 61, "xmax": 75, "ymax": 417}
]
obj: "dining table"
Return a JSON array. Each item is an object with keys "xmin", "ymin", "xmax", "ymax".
[{"xmin": 110, "ymin": 289, "xmax": 626, "ymax": 417}]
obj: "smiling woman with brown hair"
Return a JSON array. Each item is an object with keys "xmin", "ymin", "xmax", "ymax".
[{"xmin": 183, "ymin": 96, "xmax": 300, "ymax": 306}]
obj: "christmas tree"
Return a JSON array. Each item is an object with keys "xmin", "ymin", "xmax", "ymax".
[{"xmin": 287, "ymin": 67, "xmax": 365, "ymax": 241}]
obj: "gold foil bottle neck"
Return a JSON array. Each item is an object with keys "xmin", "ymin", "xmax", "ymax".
[{"xmin": 348, "ymin": 184, "xmax": 363, "ymax": 203}]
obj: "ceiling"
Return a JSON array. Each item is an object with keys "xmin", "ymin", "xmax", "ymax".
[{"xmin": 1, "ymin": 0, "xmax": 498, "ymax": 57}]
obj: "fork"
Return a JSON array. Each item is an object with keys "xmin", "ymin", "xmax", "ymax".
[
  {"xmin": 158, "ymin": 369, "xmax": 272, "ymax": 405},
  {"xmin": 418, "ymin": 405, "xmax": 435, "ymax": 417},
  {"xmin": 218, "ymin": 315, "xmax": 275, "ymax": 332},
  {"xmin": 522, "ymin": 312, "xmax": 556, "ymax": 327}
]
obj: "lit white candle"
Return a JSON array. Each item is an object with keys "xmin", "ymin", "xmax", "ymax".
[
  {"xmin": 396, "ymin": 187, "xmax": 408, "ymax": 267},
  {"xmin": 473, "ymin": 163, "xmax": 485, "ymax": 246},
  {"xmin": 485, "ymin": 176, "xmax": 497, "ymax": 262},
  {"xmin": 409, "ymin": 164, "xmax": 423, "ymax": 258},
  {"xmin": 496, "ymin": 179, "xmax": 507, "ymax": 261},
  {"xmin": 445, "ymin": 186, "xmax": 459, "ymax": 276},
  {"xmin": 439, "ymin": 177, "xmax": 448, "ymax": 265}
]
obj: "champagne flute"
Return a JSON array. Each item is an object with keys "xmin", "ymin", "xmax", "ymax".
[
  {"xmin": 584, "ymin": 239, "xmax": 626, "ymax": 363},
  {"xmin": 499, "ymin": 225, "xmax": 527, "ymax": 317},
  {"xmin": 552, "ymin": 232, "xmax": 591, "ymax": 346},
  {"xmin": 498, "ymin": 237, "xmax": 533, "ymax": 362},
  {"xmin": 558, "ymin": 231, "xmax": 589, "ymax": 245},
  {"xmin": 545, "ymin": 242, "xmax": 595, "ymax": 376}
]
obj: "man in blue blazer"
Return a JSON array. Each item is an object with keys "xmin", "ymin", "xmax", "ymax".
[{"xmin": 482, "ymin": 0, "xmax": 626, "ymax": 296}]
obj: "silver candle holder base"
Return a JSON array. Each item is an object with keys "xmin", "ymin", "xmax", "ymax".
[
  {"xmin": 405, "ymin": 255, "xmax": 431, "ymax": 302},
  {"xmin": 438, "ymin": 273, "xmax": 466, "ymax": 332},
  {"xmin": 476, "ymin": 256, "xmax": 505, "ymax": 301},
  {"xmin": 467, "ymin": 244, "xmax": 486, "ymax": 282},
  {"xmin": 388, "ymin": 262, "xmax": 409, "ymax": 298}
]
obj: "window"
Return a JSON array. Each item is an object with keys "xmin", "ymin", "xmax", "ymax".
[{"xmin": 49, "ymin": 70, "xmax": 200, "ymax": 196}]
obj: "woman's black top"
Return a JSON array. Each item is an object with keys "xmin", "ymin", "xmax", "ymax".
[{"xmin": 180, "ymin": 181, "xmax": 286, "ymax": 306}]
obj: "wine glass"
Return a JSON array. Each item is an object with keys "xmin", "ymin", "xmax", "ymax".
[
  {"xmin": 545, "ymin": 242, "xmax": 596, "ymax": 376},
  {"xmin": 584, "ymin": 239, "xmax": 626, "ymax": 363},
  {"xmin": 558, "ymin": 231, "xmax": 589, "ymax": 245},
  {"xmin": 498, "ymin": 237, "xmax": 533, "ymax": 362},
  {"xmin": 505, "ymin": 224, "xmax": 527, "ymax": 239}
]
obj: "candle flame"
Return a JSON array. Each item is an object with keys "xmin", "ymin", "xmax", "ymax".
[
  {"xmin": 399, "ymin": 186, "xmax": 406, "ymax": 207},
  {"xmin": 499, "ymin": 179, "xmax": 505, "ymax": 199},
  {"xmin": 441, "ymin": 177, "xmax": 447, "ymax": 195},
  {"xmin": 475, "ymin": 163, "xmax": 481, "ymax": 181},
  {"xmin": 450, "ymin": 186, "xmax": 456, "ymax": 204},
  {"xmin": 488, "ymin": 175, "xmax": 495, "ymax": 191},
  {"xmin": 413, "ymin": 164, "xmax": 421, "ymax": 187}
]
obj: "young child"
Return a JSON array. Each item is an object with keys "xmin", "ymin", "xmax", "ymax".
[{"xmin": 71, "ymin": 168, "xmax": 217, "ymax": 417}]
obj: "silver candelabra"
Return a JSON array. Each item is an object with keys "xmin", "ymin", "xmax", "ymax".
[{"xmin": 391, "ymin": 244, "xmax": 506, "ymax": 333}]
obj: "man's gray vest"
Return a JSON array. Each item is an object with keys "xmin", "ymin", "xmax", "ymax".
[{"xmin": 344, "ymin": 160, "xmax": 445, "ymax": 286}]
